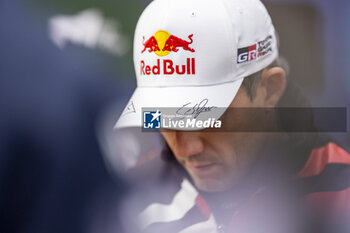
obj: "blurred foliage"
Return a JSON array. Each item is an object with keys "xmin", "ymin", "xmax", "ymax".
[{"xmin": 25, "ymin": 0, "xmax": 146, "ymax": 82}]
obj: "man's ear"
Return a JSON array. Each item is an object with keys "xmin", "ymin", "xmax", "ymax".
[{"xmin": 258, "ymin": 67, "xmax": 286, "ymax": 107}]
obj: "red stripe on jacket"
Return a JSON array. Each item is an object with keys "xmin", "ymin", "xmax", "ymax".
[{"xmin": 297, "ymin": 142, "xmax": 350, "ymax": 217}]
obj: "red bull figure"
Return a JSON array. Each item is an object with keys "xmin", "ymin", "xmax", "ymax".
[
  {"xmin": 163, "ymin": 34, "xmax": 195, "ymax": 53},
  {"xmin": 141, "ymin": 36, "xmax": 161, "ymax": 53}
]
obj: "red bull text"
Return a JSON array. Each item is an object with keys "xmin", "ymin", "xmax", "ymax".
[{"xmin": 141, "ymin": 58, "xmax": 195, "ymax": 75}]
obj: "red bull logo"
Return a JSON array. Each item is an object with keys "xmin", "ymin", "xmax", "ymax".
[
  {"xmin": 141, "ymin": 30, "xmax": 195, "ymax": 56},
  {"xmin": 140, "ymin": 30, "xmax": 196, "ymax": 76}
]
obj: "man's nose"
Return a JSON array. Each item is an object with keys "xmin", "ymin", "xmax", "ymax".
[{"xmin": 174, "ymin": 131, "xmax": 204, "ymax": 158}]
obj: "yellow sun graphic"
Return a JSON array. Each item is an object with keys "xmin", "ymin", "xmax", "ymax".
[{"xmin": 154, "ymin": 30, "xmax": 171, "ymax": 57}]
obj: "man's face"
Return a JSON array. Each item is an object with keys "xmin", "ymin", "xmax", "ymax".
[
  {"xmin": 161, "ymin": 88, "xmax": 266, "ymax": 192},
  {"xmin": 161, "ymin": 67, "xmax": 286, "ymax": 192}
]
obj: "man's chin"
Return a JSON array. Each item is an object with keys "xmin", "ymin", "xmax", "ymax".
[{"xmin": 192, "ymin": 177, "xmax": 231, "ymax": 193}]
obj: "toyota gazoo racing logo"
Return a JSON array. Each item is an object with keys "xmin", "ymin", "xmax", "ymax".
[
  {"xmin": 237, "ymin": 35, "xmax": 273, "ymax": 64},
  {"xmin": 140, "ymin": 30, "xmax": 196, "ymax": 76}
]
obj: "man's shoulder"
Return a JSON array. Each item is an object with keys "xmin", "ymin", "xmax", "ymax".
[
  {"xmin": 298, "ymin": 142, "xmax": 350, "ymax": 178},
  {"xmin": 297, "ymin": 141, "xmax": 350, "ymax": 220},
  {"xmin": 124, "ymin": 155, "xmax": 204, "ymax": 233}
]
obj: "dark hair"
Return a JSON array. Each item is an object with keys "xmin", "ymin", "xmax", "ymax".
[{"xmin": 240, "ymin": 59, "xmax": 312, "ymax": 109}]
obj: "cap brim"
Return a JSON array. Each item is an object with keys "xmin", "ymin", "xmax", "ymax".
[{"xmin": 115, "ymin": 78, "xmax": 244, "ymax": 129}]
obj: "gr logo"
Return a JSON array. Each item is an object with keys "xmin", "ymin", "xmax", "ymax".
[
  {"xmin": 143, "ymin": 110, "xmax": 161, "ymax": 129},
  {"xmin": 237, "ymin": 44, "xmax": 257, "ymax": 64}
]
